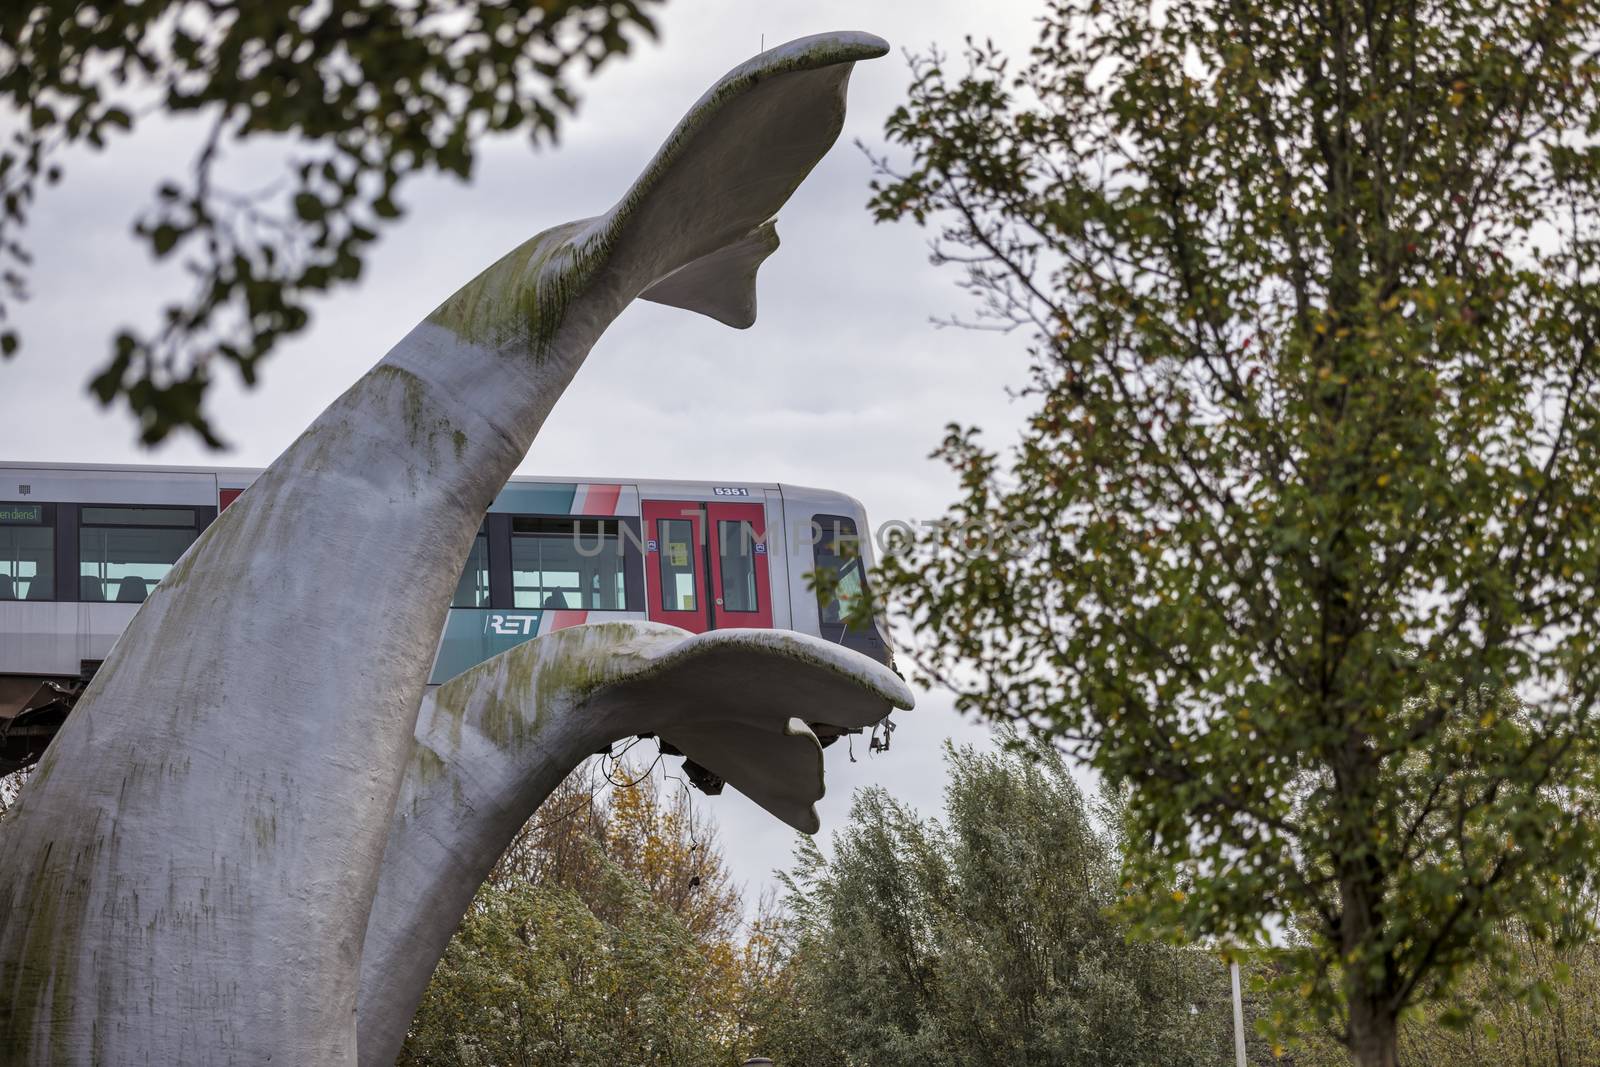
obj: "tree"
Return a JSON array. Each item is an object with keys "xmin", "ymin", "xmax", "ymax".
[
  {"xmin": 486, "ymin": 760, "xmax": 743, "ymax": 944},
  {"xmin": 1276, "ymin": 914, "xmax": 1600, "ymax": 1065},
  {"xmin": 867, "ymin": 2, "xmax": 1600, "ymax": 1064},
  {"xmin": 1390, "ymin": 919, "xmax": 1600, "ymax": 1066},
  {"xmin": 400, "ymin": 865, "xmax": 729, "ymax": 1067},
  {"xmin": 0, "ymin": 0, "xmax": 658, "ymax": 444},
  {"xmin": 400, "ymin": 761, "xmax": 765, "ymax": 1066},
  {"xmin": 753, "ymin": 739, "xmax": 1243, "ymax": 1066}
]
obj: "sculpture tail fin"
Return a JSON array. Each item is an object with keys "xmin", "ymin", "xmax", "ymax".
[
  {"xmin": 638, "ymin": 221, "xmax": 778, "ymax": 329},
  {"xmin": 427, "ymin": 32, "xmax": 886, "ymax": 348},
  {"xmin": 595, "ymin": 31, "xmax": 888, "ymax": 327}
]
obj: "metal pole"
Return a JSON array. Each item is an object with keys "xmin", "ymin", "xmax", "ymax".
[{"xmin": 1231, "ymin": 960, "xmax": 1248, "ymax": 1067}]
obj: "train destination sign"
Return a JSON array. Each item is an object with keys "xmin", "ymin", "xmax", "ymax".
[{"xmin": 0, "ymin": 504, "xmax": 42, "ymax": 524}]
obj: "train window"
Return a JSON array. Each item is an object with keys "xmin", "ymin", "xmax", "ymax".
[
  {"xmin": 511, "ymin": 517, "xmax": 628, "ymax": 611},
  {"xmin": 451, "ymin": 529, "xmax": 490, "ymax": 608},
  {"xmin": 657, "ymin": 519, "xmax": 698, "ymax": 612},
  {"xmin": 0, "ymin": 502, "xmax": 54, "ymax": 601},
  {"xmin": 79, "ymin": 506, "xmax": 201, "ymax": 605},
  {"xmin": 717, "ymin": 520, "xmax": 758, "ymax": 612},
  {"xmin": 812, "ymin": 515, "xmax": 866, "ymax": 627}
]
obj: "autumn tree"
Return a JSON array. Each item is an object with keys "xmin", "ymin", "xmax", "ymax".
[
  {"xmin": 869, "ymin": 2, "xmax": 1600, "ymax": 1064},
  {"xmin": 487, "ymin": 759, "xmax": 742, "ymax": 943},
  {"xmin": 0, "ymin": 0, "xmax": 658, "ymax": 444},
  {"xmin": 400, "ymin": 866, "xmax": 725, "ymax": 1067},
  {"xmin": 401, "ymin": 760, "xmax": 768, "ymax": 1065}
]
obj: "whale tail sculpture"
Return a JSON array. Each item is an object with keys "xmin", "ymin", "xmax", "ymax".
[
  {"xmin": 424, "ymin": 32, "xmax": 889, "ymax": 353},
  {"xmin": 0, "ymin": 31, "xmax": 895, "ymax": 1066},
  {"xmin": 356, "ymin": 621, "xmax": 913, "ymax": 1067}
]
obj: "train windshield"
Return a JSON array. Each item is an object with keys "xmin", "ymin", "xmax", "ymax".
[{"xmin": 812, "ymin": 515, "xmax": 867, "ymax": 627}]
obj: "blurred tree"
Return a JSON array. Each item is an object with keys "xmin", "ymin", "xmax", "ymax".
[
  {"xmin": 751, "ymin": 739, "xmax": 1242, "ymax": 1067},
  {"xmin": 1393, "ymin": 919, "xmax": 1600, "ymax": 1066},
  {"xmin": 868, "ymin": 2, "xmax": 1600, "ymax": 1063},
  {"xmin": 0, "ymin": 0, "xmax": 658, "ymax": 445},
  {"xmin": 485, "ymin": 763, "xmax": 614, "ymax": 894},
  {"xmin": 1283, "ymin": 917, "xmax": 1600, "ymax": 1065}
]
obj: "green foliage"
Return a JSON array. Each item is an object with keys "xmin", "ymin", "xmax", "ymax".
[
  {"xmin": 867, "ymin": 2, "xmax": 1600, "ymax": 1063},
  {"xmin": 401, "ymin": 863, "xmax": 728, "ymax": 1067},
  {"xmin": 753, "ymin": 739, "xmax": 1243, "ymax": 1066},
  {"xmin": 1279, "ymin": 918, "xmax": 1600, "ymax": 1065},
  {"xmin": 400, "ymin": 764, "xmax": 763, "ymax": 1066},
  {"xmin": 1392, "ymin": 920, "xmax": 1600, "ymax": 1066},
  {"xmin": 0, "ymin": 0, "xmax": 659, "ymax": 445}
]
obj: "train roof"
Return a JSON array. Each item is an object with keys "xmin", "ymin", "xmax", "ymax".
[
  {"xmin": 0, "ymin": 459, "xmax": 765, "ymax": 486},
  {"xmin": 0, "ymin": 460, "xmax": 867, "ymax": 513}
]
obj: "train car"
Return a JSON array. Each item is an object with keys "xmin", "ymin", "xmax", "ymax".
[{"xmin": 0, "ymin": 461, "xmax": 891, "ymax": 773}]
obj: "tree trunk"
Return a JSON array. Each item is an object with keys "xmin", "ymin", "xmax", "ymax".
[
  {"xmin": 1347, "ymin": 995, "xmax": 1401, "ymax": 1067},
  {"xmin": 1338, "ymin": 816, "xmax": 1402, "ymax": 1067}
]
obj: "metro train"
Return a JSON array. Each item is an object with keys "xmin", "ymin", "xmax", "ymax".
[{"xmin": 0, "ymin": 462, "xmax": 890, "ymax": 773}]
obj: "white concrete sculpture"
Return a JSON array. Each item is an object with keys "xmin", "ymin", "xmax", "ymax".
[
  {"xmin": 0, "ymin": 32, "xmax": 902, "ymax": 1065},
  {"xmin": 358, "ymin": 622, "xmax": 910, "ymax": 1067}
]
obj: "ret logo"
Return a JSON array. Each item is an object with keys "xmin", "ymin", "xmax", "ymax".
[{"xmin": 485, "ymin": 614, "xmax": 540, "ymax": 636}]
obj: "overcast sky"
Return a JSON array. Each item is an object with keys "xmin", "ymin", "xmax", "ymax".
[{"xmin": 1, "ymin": 1, "xmax": 1049, "ymax": 902}]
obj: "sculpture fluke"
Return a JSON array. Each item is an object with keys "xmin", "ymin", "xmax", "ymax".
[
  {"xmin": 0, "ymin": 31, "xmax": 888, "ymax": 1066},
  {"xmin": 356, "ymin": 622, "xmax": 912, "ymax": 1067}
]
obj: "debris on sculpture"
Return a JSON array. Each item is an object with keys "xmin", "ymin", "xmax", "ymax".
[{"xmin": 0, "ymin": 32, "xmax": 905, "ymax": 1066}]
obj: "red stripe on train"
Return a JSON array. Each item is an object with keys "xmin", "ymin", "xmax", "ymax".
[
  {"xmin": 545, "ymin": 609, "xmax": 588, "ymax": 633},
  {"xmin": 576, "ymin": 483, "xmax": 621, "ymax": 516}
]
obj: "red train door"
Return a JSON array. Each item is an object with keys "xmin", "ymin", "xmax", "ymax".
[
  {"xmin": 642, "ymin": 499, "xmax": 773, "ymax": 633},
  {"xmin": 706, "ymin": 500, "xmax": 773, "ymax": 630},
  {"xmin": 643, "ymin": 501, "xmax": 710, "ymax": 633}
]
